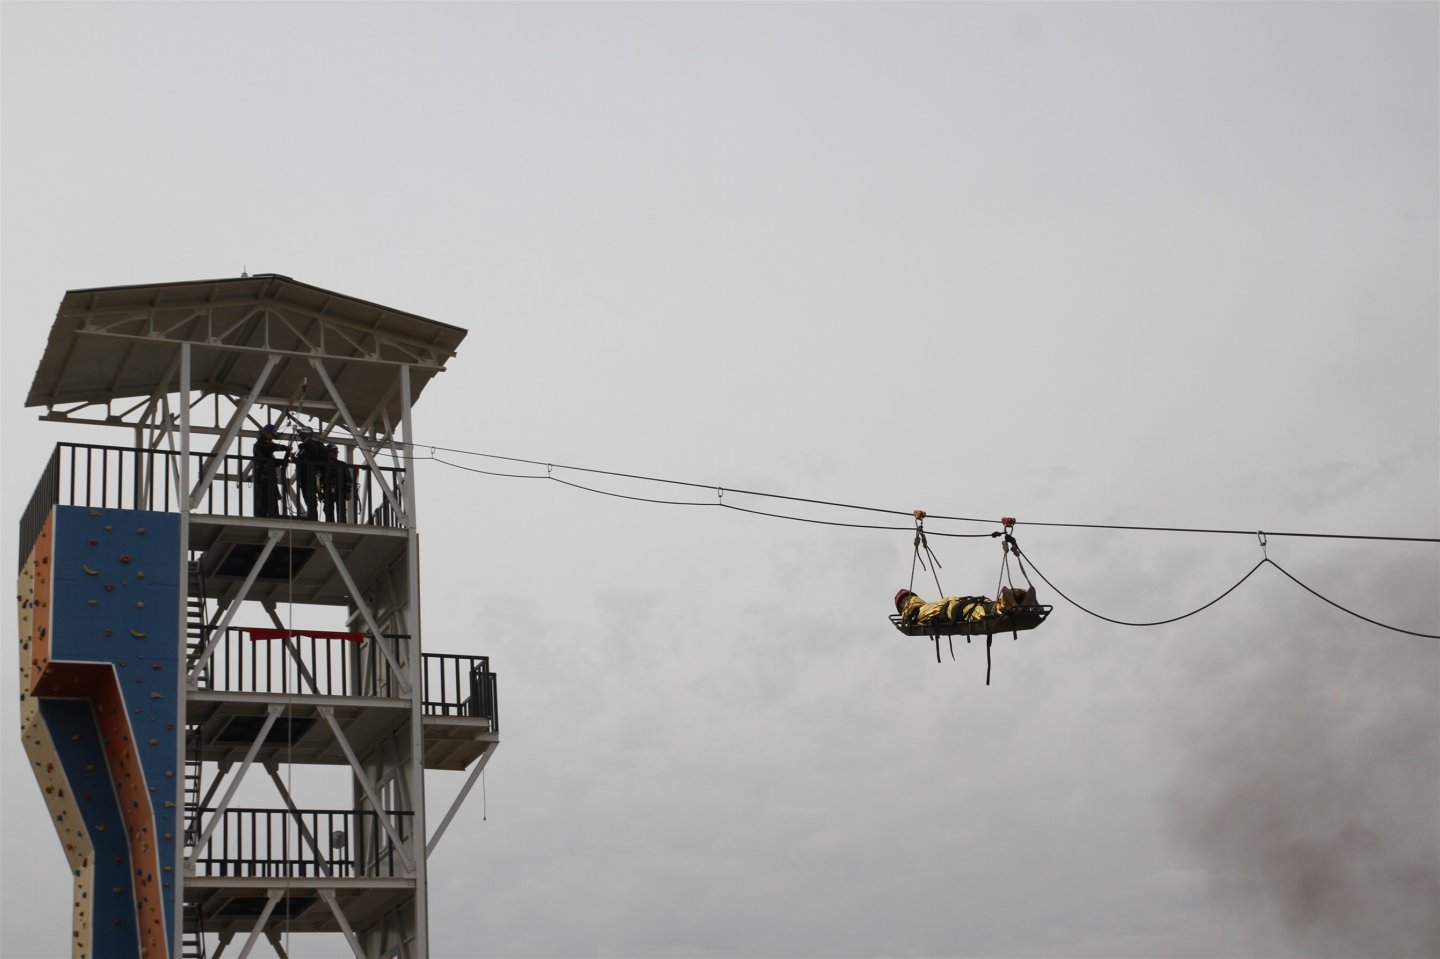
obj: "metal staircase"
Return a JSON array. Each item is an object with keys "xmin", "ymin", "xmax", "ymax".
[
  {"xmin": 185, "ymin": 560, "xmax": 210, "ymax": 687},
  {"xmin": 181, "ymin": 900, "xmax": 207, "ymax": 959}
]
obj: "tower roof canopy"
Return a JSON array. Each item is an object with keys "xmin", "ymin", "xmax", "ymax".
[{"xmin": 25, "ymin": 274, "xmax": 469, "ymax": 427}]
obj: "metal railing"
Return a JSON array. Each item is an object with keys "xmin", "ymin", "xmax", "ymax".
[
  {"xmin": 423, "ymin": 654, "xmax": 498, "ymax": 728},
  {"xmin": 189, "ymin": 807, "xmax": 412, "ymax": 878},
  {"xmin": 24, "ymin": 441, "xmax": 407, "ymax": 530},
  {"xmin": 18, "ymin": 446, "xmax": 61, "ymax": 570},
  {"xmin": 193, "ymin": 628, "xmax": 407, "ymax": 700},
  {"xmin": 191, "ymin": 634, "xmax": 497, "ymax": 722}
]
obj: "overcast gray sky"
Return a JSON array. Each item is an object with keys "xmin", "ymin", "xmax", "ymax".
[{"xmin": 3, "ymin": 3, "xmax": 1437, "ymax": 958}]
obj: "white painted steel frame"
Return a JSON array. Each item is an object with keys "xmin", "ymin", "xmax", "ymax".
[{"xmin": 62, "ymin": 316, "xmax": 476, "ymax": 958}]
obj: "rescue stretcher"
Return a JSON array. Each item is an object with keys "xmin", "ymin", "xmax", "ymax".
[{"xmin": 888, "ymin": 604, "xmax": 1052, "ymax": 638}]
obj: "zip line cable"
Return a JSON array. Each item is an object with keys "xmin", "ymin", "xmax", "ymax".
[
  {"xmin": 414, "ymin": 443, "xmax": 1438, "ymax": 545},
  {"xmin": 411, "ymin": 445, "xmax": 1440, "ymax": 636}
]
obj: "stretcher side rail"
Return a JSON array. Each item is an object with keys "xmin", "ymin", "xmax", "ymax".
[{"xmin": 888, "ymin": 605, "xmax": 1053, "ymax": 638}]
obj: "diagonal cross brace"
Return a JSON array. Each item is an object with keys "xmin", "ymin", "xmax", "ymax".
[
  {"xmin": 426, "ymin": 742, "xmax": 496, "ymax": 858},
  {"xmin": 262, "ymin": 601, "xmax": 321, "ymax": 696},
  {"xmin": 187, "ymin": 529, "xmax": 284, "ymax": 683},
  {"xmin": 264, "ymin": 762, "xmax": 332, "ymax": 879},
  {"xmin": 189, "ymin": 354, "xmax": 281, "ymax": 509},
  {"xmin": 310, "ymin": 358, "xmax": 407, "ymax": 525},
  {"xmin": 235, "ymin": 889, "xmax": 284, "ymax": 959},
  {"xmin": 188, "ymin": 703, "xmax": 284, "ymax": 865},
  {"xmin": 317, "ymin": 533, "xmax": 410, "ymax": 695},
  {"xmin": 318, "ymin": 888, "xmax": 367, "ymax": 959},
  {"xmin": 318, "ymin": 706, "xmax": 416, "ymax": 873}
]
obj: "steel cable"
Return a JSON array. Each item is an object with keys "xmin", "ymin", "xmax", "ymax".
[
  {"xmin": 1021, "ymin": 553, "xmax": 1270, "ymax": 627},
  {"xmin": 413, "ymin": 442, "xmax": 1437, "ymax": 545}
]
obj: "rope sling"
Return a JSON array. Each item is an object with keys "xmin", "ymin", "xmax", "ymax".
[{"xmin": 891, "ymin": 516, "xmax": 1053, "ymax": 684}]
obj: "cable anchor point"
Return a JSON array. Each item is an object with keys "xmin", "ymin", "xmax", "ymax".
[{"xmin": 1257, "ymin": 530, "xmax": 1268, "ymax": 559}]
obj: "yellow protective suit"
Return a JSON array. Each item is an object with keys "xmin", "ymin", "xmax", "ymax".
[{"xmin": 897, "ymin": 591, "xmax": 994, "ymax": 626}]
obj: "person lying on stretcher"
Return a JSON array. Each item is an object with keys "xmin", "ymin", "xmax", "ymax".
[{"xmin": 893, "ymin": 585, "xmax": 1038, "ymax": 626}]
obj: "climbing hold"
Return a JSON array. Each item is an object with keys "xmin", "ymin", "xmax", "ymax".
[
  {"xmin": 136, "ymin": 572, "xmax": 144, "ymax": 579},
  {"xmin": 104, "ymin": 525, "xmax": 112, "ymax": 532},
  {"xmin": 89, "ymin": 539, "xmax": 97, "ymax": 546},
  {"xmin": 86, "ymin": 599, "xmax": 97, "ymax": 606},
  {"xmin": 137, "ymin": 528, "xmax": 145, "ymax": 534},
  {"xmin": 82, "ymin": 565, "xmax": 98, "ymax": 576},
  {"xmin": 135, "ymin": 601, "xmax": 144, "ymax": 609},
  {"xmin": 104, "ymin": 584, "xmax": 113, "ymax": 592},
  {"xmin": 148, "ymin": 739, "xmax": 158, "ymax": 746},
  {"xmin": 89, "ymin": 510, "xmax": 101, "ymax": 517},
  {"xmin": 129, "ymin": 629, "xmax": 146, "ymax": 639},
  {"xmin": 118, "ymin": 555, "xmax": 132, "ymax": 564}
]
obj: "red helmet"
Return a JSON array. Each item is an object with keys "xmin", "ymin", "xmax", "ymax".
[{"xmin": 894, "ymin": 589, "xmax": 916, "ymax": 613}]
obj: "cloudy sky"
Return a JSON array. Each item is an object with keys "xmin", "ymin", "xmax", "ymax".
[{"xmin": 3, "ymin": 3, "xmax": 1437, "ymax": 958}]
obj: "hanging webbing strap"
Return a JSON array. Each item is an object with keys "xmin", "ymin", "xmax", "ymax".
[
  {"xmin": 985, "ymin": 630, "xmax": 993, "ymax": 686},
  {"xmin": 910, "ymin": 510, "xmax": 945, "ymax": 598}
]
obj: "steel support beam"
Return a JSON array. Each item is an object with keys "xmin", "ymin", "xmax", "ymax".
[
  {"xmin": 400, "ymin": 362, "xmax": 429, "ymax": 959},
  {"xmin": 235, "ymin": 889, "xmax": 284, "ymax": 959},
  {"xmin": 316, "ymin": 533, "xmax": 409, "ymax": 695},
  {"xmin": 310, "ymin": 358, "xmax": 406, "ymax": 523},
  {"xmin": 319, "ymin": 888, "xmax": 368, "ymax": 959},
  {"xmin": 264, "ymin": 762, "xmax": 332, "ymax": 879},
  {"xmin": 426, "ymin": 743, "xmax": 495, "ymax": 858},
  {"xmin": 187, "ymin": 529, "xmax": 284, "ymax": 682},
  {"xmin": 189, "ymin": 704, "xmax": 284, "ymax": 862},
  {"xmin": 317, "ymin": 706, "xmax": 415, "ymax": 873},
  {"xmin": 261, "ymin": 601, "xmax": 322, "ymax": 696},
  {"xmin": 189, "ymin": 354, "xmax": 280, "ymax": 509}
]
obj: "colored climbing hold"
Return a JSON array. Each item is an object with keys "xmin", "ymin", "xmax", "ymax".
[
  {"xmin": 118, "ymin": 555, "xmax": 132, "ymax": 564},
  {"xmin": 82, "ymin": 565, "xmax": 98, "ymax": 576},
  {"xmin": 129, "ymin": 629, "xmax": 146, "ymax": 639}
]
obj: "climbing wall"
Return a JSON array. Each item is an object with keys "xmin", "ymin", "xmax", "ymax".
[{"xmin": 18, "ymin": 506, "xmax": 181, "ymax": 959}]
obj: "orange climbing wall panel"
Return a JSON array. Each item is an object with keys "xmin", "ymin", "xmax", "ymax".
[{"xmin": 19, "ymin": 506, "xmax": 180, "ymax": 959}]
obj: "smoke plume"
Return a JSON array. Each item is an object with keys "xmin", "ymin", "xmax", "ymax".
[{"xmin": 1171, "ymin": 570, "xmax": 1440, "ymax": 958}]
